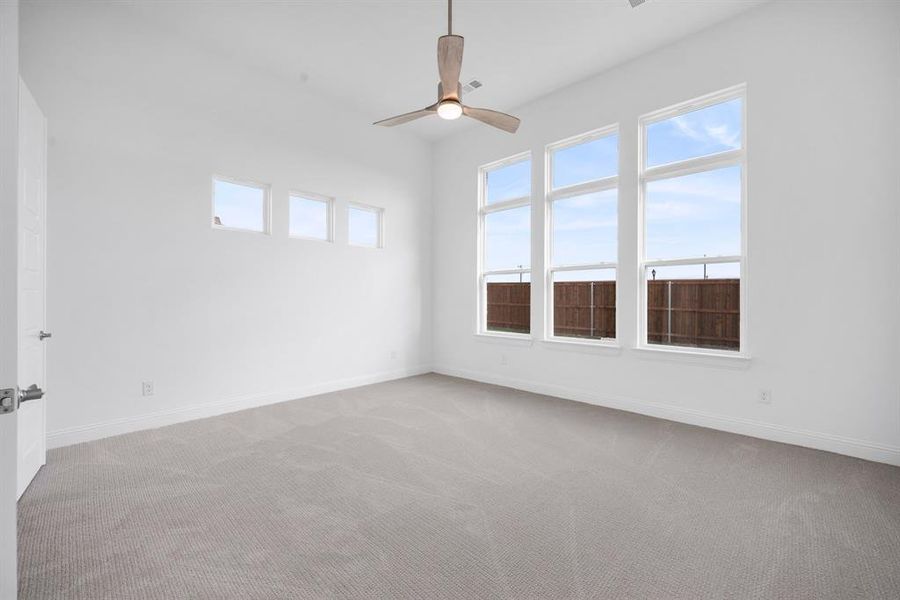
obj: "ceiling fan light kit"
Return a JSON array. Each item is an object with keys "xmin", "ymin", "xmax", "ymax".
[
  {"xmin": 437, "ymin": 100, "xmax": 463, "ymax": 120},
  {"xmin": 374, "ymin": 0, "xmax": 521, "ymax": 133}
]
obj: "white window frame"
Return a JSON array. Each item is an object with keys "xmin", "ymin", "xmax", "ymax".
[
  {"xmin": 211, "ymin": 174, "xmax": 271, "ymax": 235},
  {"xmin": 544, "ymin": 125, "xmax": 619, "ymax": 346},
  {"xmin": 477, "ymin": 151, "xmax": 532, "ymax": 339},
  {"xmin": 289, "ymin": 191, "xmax": 334, "ymax": 242},
  {"xmin": 637, "ymin": 84, "xmax": 748, "ymax": 357},
  {"xmin": 347, "ymin": 202, "xmax": 384, "ymax": 248}
]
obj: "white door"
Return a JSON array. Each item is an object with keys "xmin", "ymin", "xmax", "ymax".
[
  {"xmin": 17, "ymin": 79, "xmax": 47, "ymax": 498},
  {"xmin": 0, "ymin": 0, "xmax": 21, "ymax": 596}
]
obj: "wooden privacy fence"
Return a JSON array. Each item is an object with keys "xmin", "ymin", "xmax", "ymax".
[
  {"xmin": 485, "ymin": 282, "xmax": 531, "ymax": 333},
  {"xmin": 486, "ymin": 279, "xmax": 740, "ymax": 350},
  {"xmin": 553, "ymin": 281, "xmax": 616, "ymax": 339}
]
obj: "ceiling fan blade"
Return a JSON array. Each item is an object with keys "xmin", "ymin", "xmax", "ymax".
[
  {"xmin": 374, "ymin": 105, "xmax": 437, "ymax": 127},
  {"xmin": 437, "ymin": 35, "xmax": 464, "ymax": 100},
  {"xmin": 462, "ymin": 106, "xmax": 521, "ymax": 133}
]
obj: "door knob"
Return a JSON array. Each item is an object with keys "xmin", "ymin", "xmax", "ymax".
[{"xmin": 39, "ymin": 330, "xmax": 51, "ymax": 340}]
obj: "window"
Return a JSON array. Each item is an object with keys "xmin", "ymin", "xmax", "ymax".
[
  {"xmin": 348, "ymin": 204, "xmax": 382, "ymax": 248},
  {"xmin": 546, "ymin": 127, "xmax": 618, "ymax": 342},
  {"xmin": 639, "ymin": 86, "xmax": 746, "ymax": 353},
  {"xmin": 212, "ymin": 177, "xmax": 269, "ymax": 233},
  {"xmin": 290, "ymin": 193, "xmax": 333, "ymax": 241},
  {"xmin": 479, "ymin": 153, "xmax": 531, "ymax": 335}
]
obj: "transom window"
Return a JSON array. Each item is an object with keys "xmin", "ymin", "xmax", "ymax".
[
  {"xmin": 212, "ymin": 177, "xmax": 269, "ymax": 233},
  {"xmin": 639, "ymin": 86, "xmax": 746, "ymax": 353},
  {"xmin": 289, "ymin": 193, "xmax": 333, "ymax": 241},
  {"xmin": 478, "ymin": 154, "xmax": 531, "ymax": 335},
  {"xmin": 348, "ymin": 203, "xmax": 383, "ymax": 248},
  {"xmin": 546, "ymin": 126, "xmax": 618, "ymax": 342}
]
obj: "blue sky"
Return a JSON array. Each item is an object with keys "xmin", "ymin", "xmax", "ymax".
[
  {"xmin": 214, "ymin": 179, "xmax": 265, "ymax": 231},
  {"xmin": 349, "ymin": 206, "xmax": 379, "ymax": 247},
  {"xmin": 484, "ymin": 98, "xmax": 742, "ymax": 280},
  {"xmin": 290, "ymin": 196, "xmax": 328, "ymax": 239}
]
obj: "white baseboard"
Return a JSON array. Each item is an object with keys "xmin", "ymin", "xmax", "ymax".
[
  {"xmin": 435, "ymin": 365, "xmax": 900, "ymax": 467},
  {"xmin": 47, "ymin": 365, "xmax": 432, "ymax": 449}
]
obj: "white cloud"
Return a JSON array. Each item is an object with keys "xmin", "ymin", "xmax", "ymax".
[{"xmin": 670, "ymin": 113, "xmax": 740, "ymax": 151}]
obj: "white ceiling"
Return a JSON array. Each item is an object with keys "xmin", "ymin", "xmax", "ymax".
[{"xmin": 126, "ymin": 0, "xmax": 768, "ymax": 140}]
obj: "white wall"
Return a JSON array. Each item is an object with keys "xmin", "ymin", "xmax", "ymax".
[
  {"xmin": 432, "ymin": 1, "xmax": 900, "ymax": 464},
  {"xmin": 20, "ymin": 2, "xmax": 433, "ymax": 446}
]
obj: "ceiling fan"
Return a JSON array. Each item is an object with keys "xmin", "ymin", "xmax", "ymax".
[{"xmin": 374, "ymin": 0, "xmax": 521, "ymax": 134}]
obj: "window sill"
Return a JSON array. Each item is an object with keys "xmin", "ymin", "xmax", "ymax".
[
  {"xmin": 289, "ymin": 235, "xmax": 333, "ymax": 243},
  {"xmin": 632, "ymin": 345, "xmax": 751, "ymax": 369},
  {"xmin": 474, "ymin": 332, "xmax": 534, "ymax": 346},
  {"xmin": 212, "ymin": 225, "xmax": 269, "ymax": 235},
  {"xmin": 540, "ymin": 337, "xmax": 621, "ymax": 354}
]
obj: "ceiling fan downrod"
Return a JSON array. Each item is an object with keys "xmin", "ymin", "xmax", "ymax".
[{"xmin": 372, "ymin": 0, "xmax": 521, "ymax": 133}]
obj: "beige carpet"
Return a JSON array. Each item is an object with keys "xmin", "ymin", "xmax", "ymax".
[{"xmin": 17, "ymin": 374, "xmax": 900, "ymax": 599}]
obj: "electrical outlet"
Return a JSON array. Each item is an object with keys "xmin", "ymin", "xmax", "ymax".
[
  {"xmin": 142, "ymin": 381, "xmax": 154, "ymax": 397},
  {"xmin": 500, "ymin": 354, "xmax": 508, "ymax": 366},
  {"xmin": 758, "ymin": 389, "xmax": 772, "ymax": 405}
]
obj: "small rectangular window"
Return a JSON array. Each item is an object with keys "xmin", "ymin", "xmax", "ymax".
[
  {"xmin": 212, "ymin": 177, "xmax": 269, "ymax": 233},
  {"xmin": 546, "ymin": 127, "xmax": 618, "ymax": 343},
  {"xmin": 289, "ymin": 193, "xmax": 333, "ymax": 241},
  {"xmin": 640, "ymin": 86, "xmax": 746, "ymax": 354},
  {"xmin": 479, "ymin": 154, "xmax": 531, "ymax": 335},
  {"xmin": 348, "ymin": 204, "xmax": 382, "ymax": 248}
]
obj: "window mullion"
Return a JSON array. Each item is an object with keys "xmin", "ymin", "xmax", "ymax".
[
  {"xmin": 550, "ymin": 262, "xmax": 617, "ymax": 273},
  {"xmin": 481, "ymin": 196, "xmax": 531, "ymax": 214},
  {"xmin": 642, "ymin": 149, "xmax": 743, "ymax": 183},
  {"xmin": 642, "ymin": 256, "xmax": 742, "ymax": 268},
  {"xmin": 549, "ymin": 176, "xmax": 618, "ymax": 201}
]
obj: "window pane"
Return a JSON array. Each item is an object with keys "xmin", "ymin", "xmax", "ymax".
[
  {"xmin": 645, "ymin": 166, "xmax": 741, "ymax": 261},
  {"xmin": 486, "ymin": 159, "xmax": 530, "ymax": 205},
  {"xmin": 484, "ymin": 205, "xmax": 531, "ymax": 271},
  {"xmin": 290, "ymin": 196, "xmax": 329, "ymax": 240},
  {"xmin": 552, "ymin": 190, "xmax": 617, "ymax": 266},
  {"xmin": 213, "ymin": 179, "xmax": 265, "ymax": 232},
  {"xmin": 552, "ymin": 269, "xmax": 615, "ymax": 340},
  {"xmin": 552, "ymin": 134, "xmax": 617, "ymax": 189},
  {"xmin": 349, "ymin": 206, "xmax": 380, "ymax": 247},
  {"xmin": 647, "ymin": 98, "xmax": 742, "ymax": 167},
  {"xmin": 485, "ymin": 273, "xmax": 530, "ymax": 334},
  {"xmin": 646, "ymin": 262, "xmax": 740, "ymax": 351}
]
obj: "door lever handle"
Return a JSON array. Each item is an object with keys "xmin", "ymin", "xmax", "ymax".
[
  {"xmin": 39, "ymin": 330, "xmax": 52, "ymax": 340},
  {"xmin": 18, "ymin": 384, "xmax": 44, "ymax": 404},
  {"xmin": 0, "ymin": 385, "xmax": 44, "ymax": 415}
]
